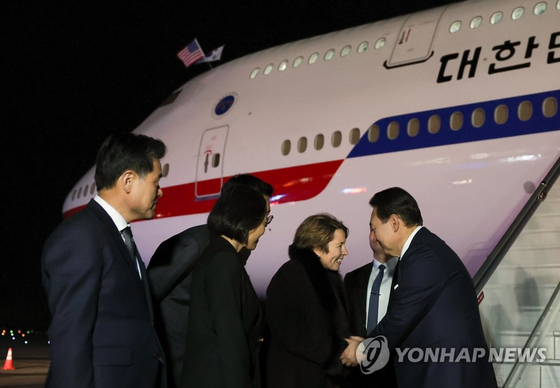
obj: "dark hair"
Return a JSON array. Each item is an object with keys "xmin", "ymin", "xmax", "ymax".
[
  {"xmin": 369, "ymin": 187, "xmax": 423, "ymax": 227},
  {"xmin": 222, "ymin": 174, "xmax": 273, "ymax": 197},
  {"xmin": 208, "ymin": 185, "xmax": 267, "ymax": 244},
  {"xmin": 293, "ymin": 213, "xmax": 348, "ymax": 253},
  {"xmin": 94, "ymin": 133, "xmax": 167, "ymax": 190}
]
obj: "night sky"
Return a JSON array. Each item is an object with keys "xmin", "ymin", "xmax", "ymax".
[{"xmin": 2, "ymin": 0, "xmax": 457, "ymax": 329}]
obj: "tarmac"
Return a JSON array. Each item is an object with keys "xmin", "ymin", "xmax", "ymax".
[
  {"xmin": 0, "ymin": 359, "xmax": 49, "ymax": 388},
  {"xmin": 1, "ymin": 330, "xmax": 49, "ymax": 388}
]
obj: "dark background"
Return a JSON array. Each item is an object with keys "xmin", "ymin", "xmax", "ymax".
[{"xmin": 2, "ymin": 0, "xmax": 457, "ymax": 330}]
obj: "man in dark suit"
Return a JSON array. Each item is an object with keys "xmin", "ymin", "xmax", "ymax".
[
  {"xmin": 346, "ymin": 187, "xmax": 497, "ymax": 388},
  {"xmin": 42, "ymin": 133, "xmax": 167, "ymax": 388},
  {"xmin": 344, "ymin": 226, "xmax": 398, "ymax": 387},
  {"xmin": 147, "ymin": 174, "xmax": 273, "ymax": 388}
]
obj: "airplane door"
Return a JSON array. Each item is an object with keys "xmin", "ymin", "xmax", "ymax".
[{"xmin": 195, "ymin": 125, "xmax": 229, "ymax": 198}]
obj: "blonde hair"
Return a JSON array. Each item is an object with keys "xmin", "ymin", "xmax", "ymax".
[{"xmin": 293, "ymin": 213, "xmax": 348, "ymax": 253}]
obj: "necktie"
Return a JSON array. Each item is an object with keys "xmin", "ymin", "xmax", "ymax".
[
  {"xmin": 366, "ymin": 264, "xmax": 386, "ymax": 335},
  {"xmin": 121, "ymin": 227, "xmax": 137, "ymax": 260}
]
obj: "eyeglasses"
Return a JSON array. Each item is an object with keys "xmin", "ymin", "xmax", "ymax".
[{"xmin": 265, "ymin": 214, "xmax": 274, "ymax": 227}]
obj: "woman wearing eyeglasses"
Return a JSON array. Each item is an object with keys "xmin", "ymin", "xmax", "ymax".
[{"xmin": 180, "ymin": 185, "xmax": 271, "ymax": 388}]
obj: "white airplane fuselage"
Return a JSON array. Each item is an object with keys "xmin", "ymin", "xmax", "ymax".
[{"xmin": 63, "ymin": 0, "xmax": 560, "ymax": 296}]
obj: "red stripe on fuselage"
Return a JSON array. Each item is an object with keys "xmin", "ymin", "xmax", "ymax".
[{"xmin": 62, "ymin": 160, "xmax": 344, "ymax": 220}]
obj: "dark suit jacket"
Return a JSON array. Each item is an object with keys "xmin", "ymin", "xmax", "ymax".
[
  {"xmin": 41, "ymin": 199, "xmax": 165, "ymax": 388},
  {"xmin": 180, "ymin": 234, "xmax": 262, "ymax": 388},
  {"xmin": 265, "ymin": 246, "xmax": 350, "ymax": 388},
  {"xmin": 344, "ymin": 263, "xmax": 397, "ymax": 388},
  {"xmin": 370, "ymin": 227, "xmax": 497, "ymax": 388},
  {"xmin": 147, "ymin": 224, "xmax": 211, "ymax": 388}
]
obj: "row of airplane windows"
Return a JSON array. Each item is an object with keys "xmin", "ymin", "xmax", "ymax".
[
  {"xmin": 70, "ymin": 164, "xmax": 171, "ymax": 202},
  {"xmin": 280, "ymin": 97, "xmax": 558, "ymax": 156},
  {"xmin": 250, "ymin": 0, "xmax": 560, "ymax": 79}
]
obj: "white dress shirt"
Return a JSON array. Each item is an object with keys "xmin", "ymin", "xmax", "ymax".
[
  {"xmin": 365, "ymin": 256, "xmax": 399, "ymax": 325},
  {"xmin": 400, "ymin": 225, "xmax": 424, "ymax": 260}
]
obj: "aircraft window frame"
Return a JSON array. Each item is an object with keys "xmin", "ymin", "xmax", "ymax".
[
  {"xmin": 428, "ymin": 115, "xmax": 441, "ymax": 134},
  {"xmin": 250, "ymin": 68, "xmax": 260, "ymax": 79},
  {"xmin": 331, "ymin": 131, "xmax": 342, "ymax": 148},
  {"xmin": 543, "ymin": 97, "xmax": 558, "ymax": 118},
  {"xmin": 341, "ymin": 45, "xmax": 352, "ymax": 57},
  {"xmin": 314, "ymin": 134, "xmax": 325, "ymax": 150},
  {"xmin": 264, "ymin": 64, "xmax": 274, "ymax": 75},
  {"xmin": 349, "ymin": 128, "xmax": 360, "ymax": 145},
  {"xmin": 534, "ymin": 2, "xmax": 547, "ymax": 15},
  {"xmin": 309, "ymin": 53, "xmax": 319, "ymax": 65},
  {"xmin": 281, "ymin": 139, "xmax": 291, "ymax": 156},
  {"xmin": 374, "ymin": 38, "xmax": 386, "ymax": 50},
  {"xmin": 357, "ymin": 41, "xmax": 368, "ymax": 53},
  {"xmin": 162, "ymin": 163, "xmax": 169, "ymax": 178},
  {"xmin": 490, "ymin": 11, "xmax": 503, "ymax": 25},
  {"xmin": 472, "ymin": 108, "xmax": 486, "ymax": 128},
  {"xmin": 368, "ymin": 124, "xmax": 380, "ymax": 143},
  {"xmin": 470, "ymin": 16, "xmax": 483, "ymax": 29},
  {"xmin": 494, "ymin": 104, "xmax": 509, "ymax": 125},
  {"xmin": 511, "ymin": 7, "xmax": 525, "ymax": 20},
  {"xmin": 518, "ymin": 101, "xmax": 533, "ymax": 121},
  {"xmin": 449, "ymin": 21, "xmax": 462, "ymax": 33},
  {"xmin": 297, "ymin": 137, "xmax": 308, "ymax": 153},
  {"xmin": 278, "ymin": 60, "xmax": 289, "ymax": 71},
  {"xmin": 84, "ymin": 185, "xmax": 89, "ymax": 197},
  {"xmin": 77, "ymin": 187, "xmax": 82, "ymax": 199},
  {"xmin": 324, "ymin": 49, "xmax": 335, "ymax": 61},
  {"xmin": 72, "ymin": 190, "xmax": 76, "ymax": 201},
  {"xmin": 450, "ymin": 111, "xmax": 464, "ymax": 131},
  {"xmin": 387, "ymin": 121, "xmax": 399, "ymax": 140},
  {"xmin": 407, "ymin": 118, "xmax": 420, "ymax": 137},
  {"xmin": 90, "ymin": 183, "xmax": 96, "ymax": 195},
  {"xmin": 293, "ymin": 56, "xmax": 304, "ymax": 68},
  {"xmin": 212, "ymin": 153, "xmax": 221, "ymax": 168},
  {"xmin": 557, "ymin": 0, "xmax": 560, "ymax": 10}
]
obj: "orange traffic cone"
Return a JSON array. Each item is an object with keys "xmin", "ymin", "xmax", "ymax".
[{"xmin": 2, "ymin": 348, "xmax": 14, "ymax": 370}]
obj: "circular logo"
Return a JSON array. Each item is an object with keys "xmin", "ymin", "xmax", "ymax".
[
  {"xmin": 356, "ymin": 335, "xmax": 390, "ymax": 374},
  {"xmin": 214, "ymin": 94, "xmax": 236, "ymax": 117}
]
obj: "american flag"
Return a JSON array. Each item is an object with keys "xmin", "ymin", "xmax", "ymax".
[{"xmin": 177, "ymin": 39, "xmax": 205, "ymax": 68}]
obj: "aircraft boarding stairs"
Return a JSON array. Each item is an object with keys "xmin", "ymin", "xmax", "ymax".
[{"xmin": 477, "ymin": 157, "xmax": 560, "ymax": 388}]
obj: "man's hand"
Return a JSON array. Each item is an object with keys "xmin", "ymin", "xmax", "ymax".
[{"xmin": 340, "ymin": 336, "xmax": 364, "ymax": 366}]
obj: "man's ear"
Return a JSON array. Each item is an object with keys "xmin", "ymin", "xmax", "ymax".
[
  {"xmin": 390, "ymin": 214, "xmax": 400, "ymax": 232},
  {"xmin": 121, "ymin": 170, "xmax": 135, "ymax": 194}
]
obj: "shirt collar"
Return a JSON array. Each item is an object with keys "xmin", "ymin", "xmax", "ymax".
[
  {"xmin": 372, "ymin": 256, "xmax": 399, "ymax": 271},
  {"xmin": 399, "ymin": 225, "xmax": 423, "ymax": 260},
  {"xmin": 94, "ymin": 195, "xmax": 129, "ymax": 232}
]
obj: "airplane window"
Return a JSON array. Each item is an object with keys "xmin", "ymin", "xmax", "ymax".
[
  {"xmin": 72, "ymin": 190, "xmax": 76, "ymax": 201},
  {"xmin": 84, "ymin": 185, "xmax": 89, "ymax": 197},
  {"xmin": 162, "ymin": 163, "xmax": 169, "ymax": 178},
  {"xmin": 212, "ymin": 153, "xmax": 220, "ymax": 167},
  {"xmin": 349, "ymin": 128, "xmax": 360, "ymax": 145},
  {"xmin": 534, "ymin": 2, "xmax": 547, "ymax": 15},
  {"xmin": 309, "ymin": 53, "xmax": 319, "ymax": 64},
  {"xmin": 368, "ymin": 124, "xmax": 380, "ymax": 143},
  {"xmin": 314, "ymin": 134, "xmax": 325, "ymax": 150},
  {"xmin": 250, "ymin": 68, "xmax": 260, "ymax": 79},
  {"xmin": 281, "ymin": 140, "xmax": 291, "ymax": 155},
  {"xmin": 341, "ymin": 45, "xmax": 352, "ymax": 57},
  {"xmin": 557, "ymin": 0, "xmax": 560, "ymax": 10},
  {"xmin": 331, "ymin": 131, "xmax": 342, "ymax": 147},
  {"xmin": 449, "ymin": 21, "xmax": 462, "ymax": 33},
  {"xmin": 298, "ymin": 137, "xmax": 308, "ymax": 153},
  {"xmin": 490, "ymin": 12, "xmax": 503, "ymax": 25},
  {"xmin": 407, "ymin": 118, "xmax": 420, "ymax": 137},
  {"xmin": 387, "ymin": 122, "xmax": 399, "ymax": 140},
  {"xmin": 472, "ymin": 108, "xmax": 486, "ymax": 128},
  {"xmin": 450, "ymin": 112, "xmax": 463, "ymax": 131},
  {"xmin": 90, "ymin": 183, "xmax": 96, "ymax": 195},
  {"xmin": 428, "ymin": 115, "xmax": 441, "ymax": 134},
  {"xmin": 494, "ymin": 105, "xmax": 509, "ymax": 124},
  {"xmin": 470, "ymin": 16, "xmax": 483, "ymax": 29},
  {"xmin": 518, "ymin": 101, "xmax": 533, "ymax": 121},
  {"xmin": 279, "ymin": 60, "xmax": 289, "ymax": 71},
  {"xmin": 512, "ymin": 7, "xmax": 525, "ymax": 20},
  {"xmin": 264, "ymin": 64, "xmax": 274, "ymax": 75},
  {"xmin": 324, "ymin": 49, "xmax": 335, "ymax": 61},
  {"xmin": 77, "ymin": 187, "xmax": 82, "ymax": 199},
  {"xmin": 293, "ymin": 56, "xmax": 304, "ymax": 68},
  {"xmin": 374, "ymin": 38, "xmax": 386, "ymax": 50},
  {"xmin": 357, "ymin": 42, "xmax": 368, "ymax": 53},
  {"xmin": 543, "ymin": 97, "xmax": 558, "ymax": 118}
]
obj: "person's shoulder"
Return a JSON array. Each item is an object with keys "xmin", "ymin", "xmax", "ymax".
[{"xmin": 346, "ymin": 262, "xmax": 372, "ymax": 278}]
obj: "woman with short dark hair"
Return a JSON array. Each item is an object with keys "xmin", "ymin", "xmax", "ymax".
[
  {"xmin": 180, "ymin": 185, "xmax": 270, "ymax": 388},
  {"xmin": 266, "ymin": 213, "xmax": 360, "ymax": 388}
]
